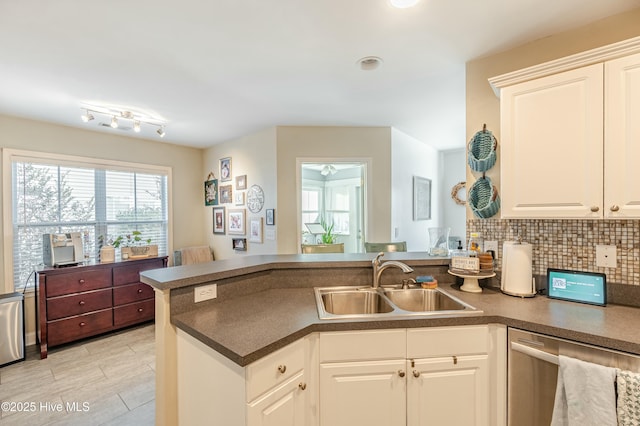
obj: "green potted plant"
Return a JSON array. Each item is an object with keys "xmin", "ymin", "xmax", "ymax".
[
  {"xmin": 320, "ymin": 217, "xmax": 337, "ymax": 244},
  {"xmin": 113, "ymin": 230, "xmax": 154, "ymax": 258}
]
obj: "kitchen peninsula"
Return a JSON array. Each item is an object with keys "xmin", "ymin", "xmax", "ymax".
[{"xmin": 141, "ymin": 253, "xmax": 640, "ymax": 426}]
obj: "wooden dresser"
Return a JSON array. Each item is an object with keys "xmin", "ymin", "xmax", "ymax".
[{"xmin": 36, "ymin": 256, "xmax": 167, "ymax": 359}]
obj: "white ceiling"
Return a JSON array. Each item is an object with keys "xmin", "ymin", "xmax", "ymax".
[{"xmin": 1, "ymin": 0, "xmax": 638, "ymax": 150}]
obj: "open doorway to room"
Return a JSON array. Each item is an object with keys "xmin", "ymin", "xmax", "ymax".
[{"xmin": 299, "ymin": 162, "xmax": 366, "ymax": 253}]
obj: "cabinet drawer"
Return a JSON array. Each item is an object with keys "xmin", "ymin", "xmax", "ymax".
[
  {"xmin": 113, "ymin": 259, "xmax": 164, "ymax": 286},
  {"xmin": 47, "ymin": 288, "xmax": 113, "ymax": 321},
  {"xmin": 47, "ymin": 309, "xmax": 113, "ymax": 346},
  {"xmin": 113, "ymin": 299, "xmax": 154, "ymax": 327},
  {"xmin": 407, "ymin": 325, "xmax": 489, "ymax": 358},
  {"xmin": 319, "ymin": 329, "xmax": 406, "ymax": 362},
  {"xmin": 246, "ymin": 338, "xmax": 305, "ymax": 402},
  {"xmin": 45, "ymin": 269, "xmax": 112, "ymax": 297},
  {"xmin": 113, "ymin": 283, "xmax": 154, "ymax": 306}
]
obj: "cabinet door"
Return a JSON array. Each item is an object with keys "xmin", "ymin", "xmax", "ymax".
[
  {"xmin": 605, "ymin": 52, "xmax": 640, "ymax": 218},
  {"xmin": 407, "ymin": 355, "xmax": 489, "ymax": 426},
  {"xmin": 500, "ymin": 64, "xmax": 604, "ymax": 218},
  {"xmin": 320, "ymin": 359, "xmax": 406, "ymax": 426},
  {"xmin": 248, "ymin": 371, "xmax": 307, "ymax": 426}
]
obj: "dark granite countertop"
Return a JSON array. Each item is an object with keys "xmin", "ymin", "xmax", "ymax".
[{"xmin": 172, "ymin": 282, "xmax": 640, "ymax": 366}]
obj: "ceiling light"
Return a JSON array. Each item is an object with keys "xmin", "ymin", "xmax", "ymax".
[
  {"xmin": 320, "ymin": 165, "xmax": 337, "ymax": 176},
  {"xmin": 358, "ymin": 56, "xmax": 383, "ymax": 71},
  {"xmin": 80, "ymin": 105, "xmax": 167, "ymax": 138},
  {"xmin": 81, "ymin": 110, "xmax": 94, "ymax": 122},
  {"xmin": 390, "ymin": 0, "xmax": 419, "ymax": 8}
]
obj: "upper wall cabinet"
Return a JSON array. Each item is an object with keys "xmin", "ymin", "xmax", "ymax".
[{"xmin": 490, "ymin": 38, "xmax": 640, "ymax": 219}]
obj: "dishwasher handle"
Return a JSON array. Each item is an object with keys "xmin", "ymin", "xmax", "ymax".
[{"xmin": 511, "ymin": 341, "xmax": 559, "ymax": 365}]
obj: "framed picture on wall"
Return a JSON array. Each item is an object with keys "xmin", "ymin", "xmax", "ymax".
[
  {"xmin": 228, "ymin": 209, "xmax": 246, "ymax": 235},
  {"xmin": 213, "ymin": 207, "xmax": 225, "ymax": 234},
  {"xmin": 220, "ymin": 157, "xmax": 232, "ymax": 182},
  {"xmin": 235, "ymin": 191, "xmax": 245, "ymax": 206},
  {"xmin": 219, "ymin": 185, "xmax": 233, "ymax": 204},
  {"xmin": 265, "ymin": 209, "xmax": 275, "ymax": 226},
  {"xmin": 204, "ymin": 179, "xmax": 218, "ymax": 206},
  {"xmin": 413, "ymin": 176, "xmax": 431, "ymax": 221},
  {"xmin": 232, "ymin": 238, "xmax": 247, "ymax": 251},
  {"xmin": 249, "ymin": 217, "xmax": 263, "ymax": 243},
  {"xmin": 236, "ymin": 174, "xmax": 247, "ymax": 190}
]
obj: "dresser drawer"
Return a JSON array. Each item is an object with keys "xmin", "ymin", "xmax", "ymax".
[
  {"xmin": 47, "ymin": 309, "xmax": 113, "ymax": 346},
  {"xmin": 47, "ymin": 288, "xmax": 113, "ymax": 321},
  {"xmin": 45, "ymin": 269, "xmax": 112, "ymax": 297},
  {"xmin": 113, "ymin": 283, "xmax": 154, "ymax": 306},
  {"xmin": 113, "ymin": 258, "xmax": 164, "ymax": 286},
  {"xmin": 113, "ymin": 299, "xmax": 154, "ymax": 327},
  {"xmin": 246, "ymin": 338, "xmax": 305, "ymax": 402}
]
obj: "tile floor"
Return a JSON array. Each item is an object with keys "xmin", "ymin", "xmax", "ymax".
[{"xmin": 0, "ymin": 324, "xmax": 155, "ymax": 425}]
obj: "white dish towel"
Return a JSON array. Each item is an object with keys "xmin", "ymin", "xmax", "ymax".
[
  {"xmin": 550, "ymin": 354, "xmax": 617, "ymax": 426},
  {"xmin": 617, "ymin": 368, "xmax": 640, "ymax": 426}
]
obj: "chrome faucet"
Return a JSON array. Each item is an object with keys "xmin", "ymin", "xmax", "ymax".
[{"xmin": 372, "ymin": 252, "xmax": 414, "ymax": 289}]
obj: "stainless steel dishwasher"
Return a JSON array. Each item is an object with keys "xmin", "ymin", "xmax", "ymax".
[
  {"xmin": 508, "ymin": 327, "xmax": 640, "ymax": 426},
  {"xmin": 0, "ymin": 292, "xmax": 25, "ymax": 367}
]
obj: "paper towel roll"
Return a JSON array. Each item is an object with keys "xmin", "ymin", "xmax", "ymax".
[{"xmin": 501, "ymin": 241, "xmax": 535, "ymax": 297}]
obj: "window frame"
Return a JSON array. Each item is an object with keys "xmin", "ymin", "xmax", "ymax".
[{"xmin": 2, "ymin": 149, "xmax": 173, "ymax": 293}]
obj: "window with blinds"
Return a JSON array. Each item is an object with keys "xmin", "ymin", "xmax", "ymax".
[{"xmin": 10, "ymin": 153, "xmax": 169, "ymax": 290}]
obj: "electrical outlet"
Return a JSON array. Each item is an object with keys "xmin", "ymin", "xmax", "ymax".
[
  {"xmin": 194, "ymin": 283, "xmax": 217, "ymax": 302},
  {"xmin": 484, "ymin": 240, "xmax": 498, "ymax": 255},
  {"xmin": 596, "ymin": 245, "xmax": 617, "ymax": 268}
]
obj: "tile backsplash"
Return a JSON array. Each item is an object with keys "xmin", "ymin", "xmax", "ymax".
[{"xmin": 467, "ymin": 219, "xmax": 640, "ymax": 286}]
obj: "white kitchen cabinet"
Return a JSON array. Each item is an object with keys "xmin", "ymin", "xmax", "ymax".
[
  {"xmin": 499, "ymin": 64, "xmax": 604, "ymax": 218},
  {"xmin": 498, "ymin": 48, "xmax": 640, "ymax": 219},
  {"xmin": 407, "ymin": 355, "xmax": 489, "ymax": 426},
  {"xmin": 604, "ymin": 52, "xmax": 640, "ymax": 218},
  {"xmin": 318, "ymin": 326, "xmax": 501, "ymax": 426},
  {"xmin": 176, "ymin": 329, "xmax": 317, "ymax": 426}
]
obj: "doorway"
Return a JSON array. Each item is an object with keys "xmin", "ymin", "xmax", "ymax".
[{"xmin": 299, "ymin": 162, "xmax": 366, "ymax": 253}]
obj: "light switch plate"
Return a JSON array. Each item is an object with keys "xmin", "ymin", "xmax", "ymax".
[
  {"xmin": 596, "ymin": 245, "xmax": 617, "ymax": 268},
  {"xmin": 195, "ymin": 283, "xmax": 217, "ymax": 302}
]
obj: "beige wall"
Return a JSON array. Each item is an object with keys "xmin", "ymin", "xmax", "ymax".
[
  {"xmin": 276, "ymin": 126, "xmax": 392, "ymax": 254},
  {"xmin": 0, "ymin": 114, "xmax": 204, "ymax": 343},
  {"xmin": 203, "ymin": 127, "xmax": 278, "ymax": 259},
  {"xmin": 466, "ymin": 7, "xmax": 640, "ymax": 209}
]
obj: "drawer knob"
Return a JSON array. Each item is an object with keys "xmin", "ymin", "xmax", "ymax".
[
  {"xmin": 79, "ymin": 322, "xmax": 86, "ymax": 327},
  {"xmin": 590, "ymin": 206, "xmax": 600, "ymax": 212},
  {"xmin": 138, "ymin": 308, "xmax": 144, "ymax": 313},
  {"xmin": 298, "ymin": 382, "xmax": 307, "ymax": 391},
  {"xmin": 79, "ymin": 279, "xmax": 85, "ymax": 284},
  {"xmin": 413, "ymin": 370, "xmax": 420, "ymax": 378},
  {"xmin": 138, "ymin": 289, "xmax": 143, "ymax": 293},
  {"xmin": 398, "ymin": 370, "xmax": 405, "ymax": 378},
  {"xmin": 610, "ymin": 205, "xmax": 620, "ymax": 212},
  {"xmin": 79, "ymin": 301, "xmax": 85, "ymax": 306},
  {"xmin": 277, "ymin": 365, "xmax": 287, "ymax": 374}
]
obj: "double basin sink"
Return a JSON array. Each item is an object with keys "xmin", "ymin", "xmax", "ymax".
[{"xmin": 315, "ymin": 285, "xmax": 482, "ymax": 320}]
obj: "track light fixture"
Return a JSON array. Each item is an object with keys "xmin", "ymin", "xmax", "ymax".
[{"xmin": 79, "ymin": 104, "xmax": 167, "ymax": 138}]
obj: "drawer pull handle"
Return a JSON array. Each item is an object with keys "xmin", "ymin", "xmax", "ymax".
[
  {"xmin": 610, "ymin": 205, "xmax": 620, "ymax": 212},
  {"xmin": 138, "ymin": 289, "xmax": 143, "ymax": 293},
  {"xmin": 452, "ymin": 355, "xmax": 458, "ymax": 365},
  {"xmin": 298, "ymin": 382, "xmax": 307, "ymax": 391},
  {"xmin": 398, "ymin": 370, "xmax": 405, "ymax": 378},
  {"xmin": 79, "ymin": 322, "xmax": 86, "ymax": 327},
  {"xmin": 79, "ymin": 279, "xmax": 85, "ymax": 284},
  {"xmin": 590, "ymin": 206, "xmax": 600, "ymax": 212},
  {"xmin": 413, "ymin": 370, "xmax": 420, "ymax": 378},
  {"xmin": 138, "ymin": 308, "xmax": 144, "ymax": 313},
  {"xmin": 277, "ymin": 365, "xmax": 287, "ymax": 374},
  {"xmin": 79, "ymin": 301, "xmax": 85, "ymax": 306}
]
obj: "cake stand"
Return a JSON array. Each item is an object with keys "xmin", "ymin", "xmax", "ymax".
[{"xmin": 448, "ymin": 270, "xmax": 496, "ymax": 293}]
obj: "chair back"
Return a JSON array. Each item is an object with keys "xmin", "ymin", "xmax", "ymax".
[
  {"xmin": 364, "ymin": 241, "xmax": 407, "ymax": 253},
  {"xmin": 301, "ymin": 243, "xmax": 345, "ymax": 254}
]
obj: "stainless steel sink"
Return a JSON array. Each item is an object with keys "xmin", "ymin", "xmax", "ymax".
[
  {"xmin": 314, "ymin": 285, "xmax": 481, "ymax": 320},
  {"xmin": 383, "ymin": 288, "xmax": 468, "ymax": 312}
]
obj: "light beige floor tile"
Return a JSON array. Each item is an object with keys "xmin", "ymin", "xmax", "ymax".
[
  {"xmin": 118, "ymin": 374, "xmax": 155, "ymax": 410},
  {"xmin": 47, "ymin": 393, "xmax": 129, "ymax": 426},
  {"xmin": 101, "ymin": 399, "xmax": 155, "ymax": 426}
]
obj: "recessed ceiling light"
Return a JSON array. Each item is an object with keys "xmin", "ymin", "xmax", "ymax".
[
  {"xmin": 357, "ymin": 56, "xmax": 383, "ymax": 71},
  {"xmin": 390, "ymin": 0, "xmax": 419, "ymax": 8}
]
